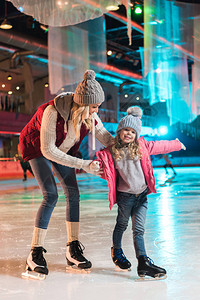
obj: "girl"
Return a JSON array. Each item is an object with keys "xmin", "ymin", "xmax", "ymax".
[
  {"xmin": 95, "ymin": 106, "xmax": 186, "ymax": 279},
  {"xmin": 20, "ymin": 70, "xmax": 113, "ymax": 278}
]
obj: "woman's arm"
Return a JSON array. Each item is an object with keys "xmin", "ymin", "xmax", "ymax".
[
  {"xmin": 40, "ymin": 106, "xmax": 95, "ymax": 172},
  {"xmin": 94, "ymin": 113, "xmax": 114, "ymax": 147}
]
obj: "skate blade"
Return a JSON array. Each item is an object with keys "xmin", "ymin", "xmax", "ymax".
[
  {"xmin": 21, "ymin": 270, "xmax": 46, "ymax": 280},
  {"xmin": 135, "ymin": 273, "xmax": 167, "ymax": 282},
  {"xmin": 115, "ymin": 266, "xmax": 131, "ymax": 272},
  {"xmin": 66, "ymin": 265, "xmax": 91, "ymax": 274}
]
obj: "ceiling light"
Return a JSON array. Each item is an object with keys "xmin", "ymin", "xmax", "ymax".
[
  {"xmin": 106, "ymin": 5, "xmax": 119, "ymax": 11},
  {"xmin": 0, "ymin": 18, "xmax": 12, "ymax": 29},
  {"xmin": 8, "ymin": 91, "xmax": 13, "ymax": 95},
  {"xmin": 7, "ymin": 74, "xmax": 12, "ymax": 80},
  {"xmin": 16, "ymin": 86, "xmax": 20, "ymax": 90},
  {"xmin": 107, "ymin": 50, "xmax": 113, "ymax": 56},
  {"xmin": 134, "ymin": 5, "xmax": 143, "ymax": 15},
  {"xmin": 45, "ymin": 83, "xmax": 49, "ymax": 87},
  {"xmin": 2, "ymin": 84, "xmax": 5, "ymax": 88}
]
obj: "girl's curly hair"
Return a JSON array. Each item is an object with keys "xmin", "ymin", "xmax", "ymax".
[{"xmin": 111, "ymin": 133, "xmax": 141, "ymax": 161}]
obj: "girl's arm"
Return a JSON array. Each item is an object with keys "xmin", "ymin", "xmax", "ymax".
[
  {"xmin": 94, "ymin": 113, "xmax": 115, "ymax": 147},
  {"xmin": 144, "ymin": 138, "xmax": 183, "ymax": 156}
]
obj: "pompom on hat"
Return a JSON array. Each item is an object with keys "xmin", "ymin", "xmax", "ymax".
[
  {"xmin": 73, "ymin": 70, "xmax": 105, "ymax": 105},
  {"xmin": 117, "ymin": 106, "xmax": 143, "ymax": 139}
]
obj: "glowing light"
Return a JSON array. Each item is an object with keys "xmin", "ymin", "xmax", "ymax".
[
  {"xmin": 2, "ymin": 84, "xmax": 5, "ymax": 88},
  {"xmin": 16, "ymin": 86, "xmax": 20, "ymax": 90},
  {"xmin": 125, "ymin": 94, "xmax": 128, "ymax": 98},
  {"xmin": 158, "ymin": 126, "xmax": 168, "ymax": 135},
  {"xmin": 0, "ymin": 19, "xmax": 12, "ymax": 30},
  {"xmin": 7, "ymin": 75, "xmax": 12, "ymax": 80},
  {"xmin": 8, "ymin": 91, "xmax": 13, "ymax": 95},
  {"xmin": 155, "ymin": 68, "xmax": 162, "ymax": 74},
  {"xmin": 95, "ymin": 73, "xmax": 123, "ymax": 85},
  {"xmin": 45, "ymin": 83, "xmax": 49, "ymax": 87},
  {"xmin": 136, "ymin": 96, "xmax": 140, "ymax": 100},
  {"xmin": 106, "ymin": 5, "xmax": 119, "ymax": 11},
  {"xmin": 107, "ymin": 50, "xmax": 113, "ymax": 56},
  {"xmin": 18, "ymin": 6, "xmax": 23, "ymax": 12},
  {"xmin": 134, "ymin": 6, "xmax": 142, "ymax": 15}
]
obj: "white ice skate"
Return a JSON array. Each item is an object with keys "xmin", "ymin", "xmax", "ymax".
[
  {"xmin": 21, "ymin": 265, "xmax": 46, "ymax": 280},
  {"xmin": 66, "ymin": 240, "xmax": 92, "ymax": 273},
  {"xmin": 21, "ymin": 247, "xmax": 48, "ymax": 280}
]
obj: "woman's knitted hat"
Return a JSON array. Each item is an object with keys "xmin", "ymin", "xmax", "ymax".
[
  {"xmin": 73, "ymin": 70, "xmax": 105, "ymax": 105},
  {"xmin": 117, "ymin": 106, "xmax": 143, "ymax": 139}
]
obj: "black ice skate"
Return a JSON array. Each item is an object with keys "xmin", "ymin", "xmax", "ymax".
[
  {"xmin": 111, "ymin": 247, "xmax": 131, "ymax": 271},
  {"xmin": 66, "ymin": 240, "xmax": 92, "ymax": 272},
  {"xmin": 22, "ymin": 247, "xmax": 48, "ymax": 280},
  {"xmin": 137, "ymin": 255, "xmax": 167, "ymax": 280}
]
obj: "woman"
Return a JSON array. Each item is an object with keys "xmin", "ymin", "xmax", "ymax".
[{"xmin": 20, "ymin": 70, "xmax": 113, "ymax": 278}]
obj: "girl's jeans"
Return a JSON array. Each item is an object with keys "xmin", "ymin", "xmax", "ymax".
[
  {"xmin": 113, "ymin": 188, "xmax": 148, "ymax": 258},
  {"xmin": 30, "ymin": 156, "xmax": 80, "ymax": 229}
]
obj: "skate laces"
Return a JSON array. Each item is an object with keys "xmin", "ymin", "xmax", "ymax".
[
  {"xmin": 32, "ymin": 247, "xmax": 47, "ymax": 264},
  {"xmin": 115, "ymin": 248, "xmax": 127, "ymax": 263},
  {"xmin": 70, "ymin": 240, "xmax": 85, "ymax": 255},
  {"xmin": 146, "ymin": 256, "xmax": 154, "ymax": 266}
]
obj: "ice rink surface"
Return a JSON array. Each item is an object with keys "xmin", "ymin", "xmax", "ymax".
[{"xmin": 0, "ymin": 167, "xmax": 200, "ymax": 300}]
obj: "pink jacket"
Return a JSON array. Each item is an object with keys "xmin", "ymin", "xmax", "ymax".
[{"xmin": 96, "ymin": 137, "xmax": 182, "ymax": 210}]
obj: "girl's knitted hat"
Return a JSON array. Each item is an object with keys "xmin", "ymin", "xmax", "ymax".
[
  {"xmin": 117, "ymin": 106, "xmax": 143, "ymax": 139},
  {"xmin": 73, "ymin": 70, "xmax": 105, "ymax": 105}
]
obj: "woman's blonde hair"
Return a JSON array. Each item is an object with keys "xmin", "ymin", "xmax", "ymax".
[
  {"xmin": 111, "ymin": 132, "xmax": 141, "ymax": 161},
  {"xmin": 71, "ymin": 102, "xmax": 93, "ymax": 140}
]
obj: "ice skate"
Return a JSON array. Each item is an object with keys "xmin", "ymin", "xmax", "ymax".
[
  {"xmin": 136, "ymin": 255, "xmax": 167, "ymax": 281},
  {"xmin": 66, "ymin": 240, "xmax": 92, "ymax": 273},
  {"xmin": 111, "ymin": 247, "xmax": 131, "ymax": 271},
  {"xmin": 21, "ymin": 247, "xmax": 48, "ymax": 280}
]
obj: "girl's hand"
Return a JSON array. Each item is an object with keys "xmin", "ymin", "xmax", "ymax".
[{"xmin": 176, "ymin": 138, "xmax": 186, "ymax": 150}]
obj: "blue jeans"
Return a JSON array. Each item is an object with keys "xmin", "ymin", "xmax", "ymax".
[
  {"xmin": 113, "ymin": 188, "xmax": 148, "ymax": 258},
  {"xmin": 30, "ymin": 156, "xmax": 80, "ymax": 229}
]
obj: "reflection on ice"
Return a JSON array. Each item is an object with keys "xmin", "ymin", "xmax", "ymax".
[{"xmin": 0, "ymin": 167, "xmax": 200, "ymax": 299}]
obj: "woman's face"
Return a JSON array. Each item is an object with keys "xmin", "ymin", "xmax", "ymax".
[
  {"xmin": 119, "ymin": 127, "xmax": 136, "ymax": 144},
  {"xmin": 89, "ymin": 103, "xmax": 101, "ymax": 117}
]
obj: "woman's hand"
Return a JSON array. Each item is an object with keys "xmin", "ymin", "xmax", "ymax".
[
  {"xmin": 82, "ymin": 160, "xmax": 103, "ymax": 176},
  {"xmin": 89, "ymin": 161, "xmax": 103, "ymax": 176}
]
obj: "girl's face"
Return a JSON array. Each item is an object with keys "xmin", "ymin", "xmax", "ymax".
[
  {"xmin": 119, "ymin": 127, "xmax": 136, "ymax": 144},
  {"xmin": 89, "ymin": 103, "xmax": 101, "ymax": 117}
]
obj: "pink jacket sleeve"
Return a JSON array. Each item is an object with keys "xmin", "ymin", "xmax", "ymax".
[{"xmin": 143, "ymin": 139, "xmax": 182, "ymax": 156}]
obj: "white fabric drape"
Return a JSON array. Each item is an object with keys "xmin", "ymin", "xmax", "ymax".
[
  {"xmin": 48, "ymin": 17, "xmax": 106, "ymax": 94},
  {"xmin": 8, "ymin": 0, "xmax": 121, "ymax": 26},
  {"xmin": 144, "ymin": 0, "xmax": 199, "ymax": 125}
]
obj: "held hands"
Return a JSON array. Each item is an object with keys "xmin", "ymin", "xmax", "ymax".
[
  {"xmin": 176, "ymin": 138, "xmax": 186, "ymax": 150},
  {"xmin": 90, "ymin": 161, "xmax": 101, "ymax": 172},
  {"xmin": 82, "ymin": 160, "xmax": 103, "ymax": 176}
]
